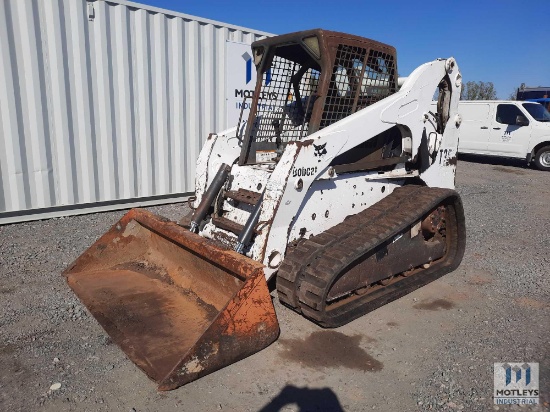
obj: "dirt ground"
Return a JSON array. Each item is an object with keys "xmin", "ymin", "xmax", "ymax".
[{"xmin": 1, "ymin": 155, "xmax": 548, "ymax": 412}]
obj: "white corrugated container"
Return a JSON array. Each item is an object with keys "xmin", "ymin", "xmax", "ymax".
[{"xmin": 0, "ymin": 0, "xmax": 271, "ymax": 224}]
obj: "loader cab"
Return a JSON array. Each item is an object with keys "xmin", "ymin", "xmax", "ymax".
[{"xmin": 238, "ymin": 29, "xmax": 398, "ymax": 165}]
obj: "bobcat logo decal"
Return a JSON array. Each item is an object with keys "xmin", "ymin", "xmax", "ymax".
[{"xmin": 313, "ymin": 143, "xmax": 327, "ymax": 158}]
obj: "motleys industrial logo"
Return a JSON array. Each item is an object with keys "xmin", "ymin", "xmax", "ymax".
[
  {"xmin": 242, "ymin": 51, "xmax": 271, "ymax": 86},
  {"xmin": 502, "ymin": 130, "xmax": 512, "ymax": 142},
  {"xmin": 494, "ymin": 363, "xmax": 539, "ymax": 405},
  {"xmin": 235, "ymin": 52, "xmax": 276, "ymax": 111}
]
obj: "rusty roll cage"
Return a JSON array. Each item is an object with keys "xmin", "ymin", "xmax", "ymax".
[{"xmin": 239, "ymin": 29, "xmax": 398, "ymax": 165}]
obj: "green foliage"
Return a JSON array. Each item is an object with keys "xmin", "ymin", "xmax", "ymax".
[{"xmin": 460, "ymin": 81, "xmax": 497, "ymax": 100}]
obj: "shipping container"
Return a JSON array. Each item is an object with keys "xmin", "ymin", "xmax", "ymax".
[{"xmin": 0, "ymin": 0, "xmax": 271, "ymax": 224}]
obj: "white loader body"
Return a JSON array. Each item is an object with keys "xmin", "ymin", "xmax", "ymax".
[{"xmin": 193, "ymin": 57, "xmax": 462, "ymax": 279}]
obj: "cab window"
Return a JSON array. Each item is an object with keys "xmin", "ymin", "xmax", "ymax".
[{"xmin": 496, "ymin": 104, "xmax": 524, "ymax": 125}]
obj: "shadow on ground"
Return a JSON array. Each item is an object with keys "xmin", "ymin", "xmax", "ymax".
[
  {"xmin": 458, "ymin": 153, "xmax": 530, "ymax": 169},
  {"xmin": 258, "ymin": 385, "xmax": 344, "ymax": 412}
]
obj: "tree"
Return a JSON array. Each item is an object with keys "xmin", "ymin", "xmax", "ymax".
[{"xmin": 460, "ymin": 81, "xmax": 497, "ymax": 100}]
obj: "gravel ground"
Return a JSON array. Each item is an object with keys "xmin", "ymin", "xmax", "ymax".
[{"xmin": 0, "ymin": 156, "xmax": 548, "ymax": 412}]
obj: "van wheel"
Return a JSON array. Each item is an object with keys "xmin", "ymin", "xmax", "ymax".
[{"xmin": 534, "ymin": 146, "xmax": 550, "ymax": 171}]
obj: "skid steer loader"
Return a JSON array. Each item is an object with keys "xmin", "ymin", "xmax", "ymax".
[{"xmin": 64, "ymin": 29, "xmax": 466, "ymax": 390}]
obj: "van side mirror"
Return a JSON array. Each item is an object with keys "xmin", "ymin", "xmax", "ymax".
[{"xmin": 516, "ymin": 115, "xmax": 529, "ymax": 126}]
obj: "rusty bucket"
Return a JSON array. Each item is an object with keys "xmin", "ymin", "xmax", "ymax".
[{"xmin": 63, "ymin": 209, "xmax": 279, "ymax": 391}]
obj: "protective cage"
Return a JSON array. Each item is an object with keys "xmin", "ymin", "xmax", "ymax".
[{"xmin": 239, "ymin": 29, "xmax": 398, "ymax": 165}]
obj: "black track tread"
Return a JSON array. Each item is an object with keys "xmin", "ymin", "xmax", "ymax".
[{"xmin": 276, "ymin": 185, "xmax": 466, "ymax": 327}]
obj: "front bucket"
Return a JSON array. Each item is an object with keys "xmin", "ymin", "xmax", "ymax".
[{"xmin": 63, "ymin": 209, "xmax": 279, "ymax": 391}]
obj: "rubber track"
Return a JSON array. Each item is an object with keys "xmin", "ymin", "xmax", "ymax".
[{"xmin": 276, "ymin": 185, "xmax": 466, "ymax": 327}]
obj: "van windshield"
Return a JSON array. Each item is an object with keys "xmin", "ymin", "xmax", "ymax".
[{"xmin": 523, "ymin": 103, "xmax": 550, "ymax": 122}]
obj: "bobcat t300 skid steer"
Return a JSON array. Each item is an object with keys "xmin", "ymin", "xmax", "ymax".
[{"xmin": 64, "ymin": 29, "xmax": 466, "ymax": 390}]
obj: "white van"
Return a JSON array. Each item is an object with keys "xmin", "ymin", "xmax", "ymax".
[{"xmin": 456, "ymin": 100, "xmax": 550, "ymax": 171}]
